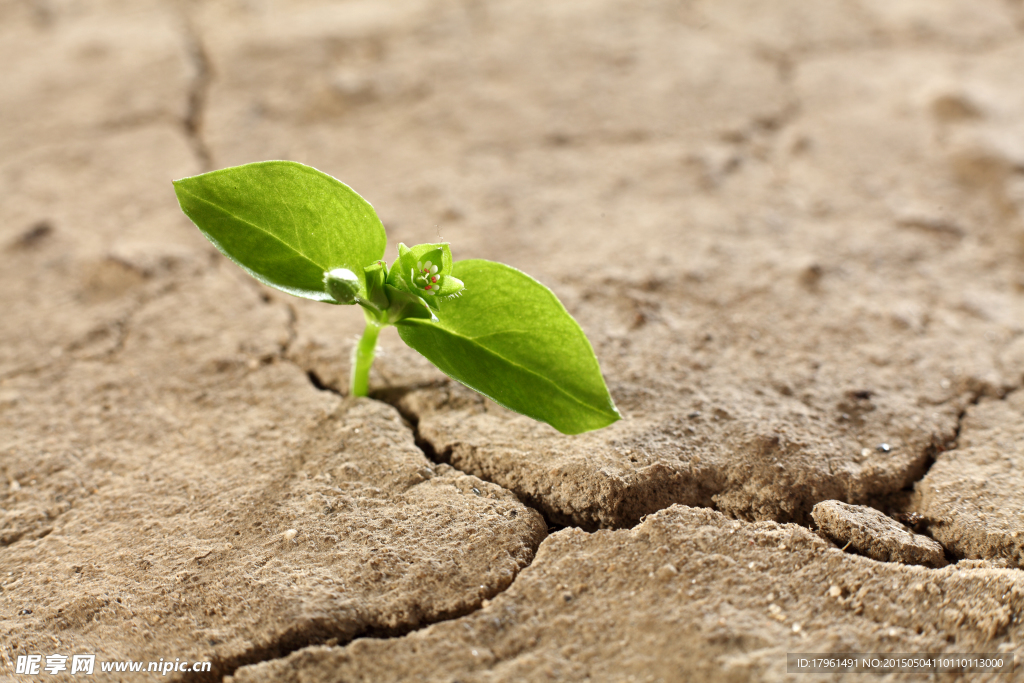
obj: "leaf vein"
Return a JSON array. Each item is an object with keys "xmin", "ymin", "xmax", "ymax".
[
  {"xmin": 177, "ymin": 187, "xmax": 327, "ymax": 270},
  {"xmin": 405, "ymin": 322, "xmax": 613, "ymax": 420}
]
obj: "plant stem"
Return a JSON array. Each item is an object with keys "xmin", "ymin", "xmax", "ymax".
[{"xmin": 351, "ymin": 317, "xmax": 382, "ymax": 397}]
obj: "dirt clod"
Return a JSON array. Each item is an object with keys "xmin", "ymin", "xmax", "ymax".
[{"xmin": 812, "ymin": 500, "xmax": 947, "ymax": 568}]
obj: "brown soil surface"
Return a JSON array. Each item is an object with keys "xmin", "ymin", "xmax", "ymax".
[
  {"xmin": 234, "ymin": 507, "xmax": 1023, "ymax": 683},
  {"xmin": 2, "ymin": 1, "xmax": 1024, "ymax": 681}
]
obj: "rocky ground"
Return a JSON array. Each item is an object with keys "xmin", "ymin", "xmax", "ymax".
[{"xmin": 2, "ymin": 0, "xmax": 1024, "ymax": 681}]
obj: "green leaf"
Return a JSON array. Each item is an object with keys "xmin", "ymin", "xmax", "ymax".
[
  {"xmin": 173, "ymin": 161, "xmax": 386, "ymax": 302},
  {"xmin": 393, "ymin": 242, "xmax": 453, "ymax": 279},
  {"xmin": 396, "ymin": 260, "xmax": 620, "ymax": 434},
  {"xmin": 433, "ymin": 274, "xmax": 465, "ymax": 299},
  {"xmin": 360, "ymin": 261, "xmax": 391, "ymax": 315}
]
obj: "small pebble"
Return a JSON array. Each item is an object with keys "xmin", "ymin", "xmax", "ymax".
[
  {"xmin": 471, "ymin": 487, "xmax": 481, "ymax": 496},
  {"xmin": 876, "ymin": 443, "xmax": 891, "ymax": 453},
  {"xmin": 282, "ymin": 529, "xmax": 298, "ymax": 541},
  {"xmin": 687, "ymin": 411, "xmax": 701, "ymax": 419},
  {"xmin": 655, "ymin": 564, "xmax": 678, "ymax": 581}
]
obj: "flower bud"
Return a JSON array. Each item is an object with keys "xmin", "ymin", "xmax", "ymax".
[
  {"xmin": 387, "ymin": 242, "xmax": 465, "ymax": 310},
  {"xmin": 323, "ymin": 268, "xmax": 361, "ymax": 304}
]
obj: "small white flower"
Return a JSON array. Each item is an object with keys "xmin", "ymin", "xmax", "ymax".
[{"xmin": 413, "ymin": 260, "xmax": 442, "ymax": 295}]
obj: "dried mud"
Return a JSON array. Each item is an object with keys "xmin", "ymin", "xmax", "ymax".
[{"xmin": 2, "ymin": 0, "xmax": 1024, "ymax": 681}]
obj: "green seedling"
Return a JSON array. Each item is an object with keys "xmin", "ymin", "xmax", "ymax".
[{"xmin": 173, "ymin": 161, "xmax": 619, "ymax": 434}]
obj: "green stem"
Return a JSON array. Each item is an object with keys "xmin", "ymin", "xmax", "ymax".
[{"xmin": 351, "ymin": 317, "xmax": 382, "ymax": 397}]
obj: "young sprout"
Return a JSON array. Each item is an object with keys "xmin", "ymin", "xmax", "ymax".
[{"xmin": 173, "ymin": 161, "xmax": 619, "ymax": 434}]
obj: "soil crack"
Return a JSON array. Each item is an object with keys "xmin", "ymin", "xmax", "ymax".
[
  {"xmin": 305, "ymin": 368, "xmax": 335, "ymax": 395},
  {"xmin": 372, "ymin": 378, "xmax": 1024, "ymax": 573},
  {"xmin": 183, "ymin": 370, "xmax": 1024, "ymax": 681},
  {"xmin": 179, "ymin": 16, "xmax": 213, "ymax": 171},
  {"xmin": 281, "ymin": 303, "xmax": 298, "ymax": 356},
  {"xmin": 300, "ymin": 372, "xmax": 569, "ymax": 533},
  {"xmin": 0, "ymin": 278, "xmax": 185, "ymax": 382},
  {"xmin": 370, "ymin": 384, "xmax": 568, "ymax": 533},
  {"xmin": 178, "ymin": 601, "xmax": 502, "ymax": 683},
  {"xmin": 175, "ymin": 372, "xmax": 553, "ymax": 682},
  {"xmin": 871, "ymin": 382, "xmax": 1023, "ymax": 565}
]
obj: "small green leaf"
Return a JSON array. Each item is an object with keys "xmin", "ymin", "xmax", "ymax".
[
  {"xmin": 434, "ymin": 274, "xmax": 464, "ymax": 299},
  {"xmin": 173, "ymin": 161, "xmax": 386, "ymax": 302},
  {"xmin": 393, "ymin": 242, "xmax": 453, "ymax": 278},
  {"xmin": 396, "ymin": 260, "xmax": 620, "ymax": 434},
  {"xmin": 360, "ymin": 261, "xmax": 391, "ymax": 315}
]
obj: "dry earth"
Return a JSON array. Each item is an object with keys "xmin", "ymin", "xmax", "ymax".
[{"xmin": 2, "ymin": 0, "xmax": 1024, "ymax": 681}]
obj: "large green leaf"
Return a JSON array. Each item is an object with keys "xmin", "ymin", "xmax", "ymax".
[
  {"xmin": 397, "ymin": 260, "xmax": 620, "ymax": 434},
  {"xmin": 173, "ymin": 161, "xmax": 386, "ymax": 302}
]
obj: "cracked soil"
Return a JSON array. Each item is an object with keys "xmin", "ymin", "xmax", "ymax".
[{"xmin": 2, "ymin": 0, "xmax": 1024, "ymax": 681}]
